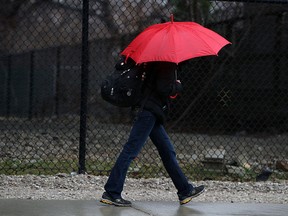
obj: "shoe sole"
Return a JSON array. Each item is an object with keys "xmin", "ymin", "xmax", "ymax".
[
  {"xmin": 100, "ymin": 198, "xmax": 132, "ymax": 207},
  {"xmin": 180, "ymin": 188, "xmax": 205, "ymax": 205}
]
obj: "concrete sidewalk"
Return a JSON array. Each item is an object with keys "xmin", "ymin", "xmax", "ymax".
[{"xmin": 0, "ymin": 199, "xmax": 287, "ymax": 216}]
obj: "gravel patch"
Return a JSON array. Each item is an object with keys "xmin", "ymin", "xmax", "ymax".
[{"xmin": 0, "ymin": 174, "xmax": 287, "ymax": 204}]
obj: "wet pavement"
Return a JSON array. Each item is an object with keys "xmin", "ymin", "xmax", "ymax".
[{"xmin": 0, "ymin": 199, "xmax": 288, "ymax": 216}]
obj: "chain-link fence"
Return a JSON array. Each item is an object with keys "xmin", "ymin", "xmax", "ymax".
[{"xmin": 0, "ymin": 0, "xmax": 288, "ymax": 181}]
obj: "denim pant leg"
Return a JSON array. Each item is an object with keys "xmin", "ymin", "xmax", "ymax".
[
  {"xmin": 149, "ymin": 122, "xmax": 193, "ymax": 196},
  {"xmin": 104, "ymin": 110, "xmax": 156, "ymax": 199}
]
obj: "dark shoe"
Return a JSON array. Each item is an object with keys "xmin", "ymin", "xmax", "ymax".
[
  {"xmin": 179, "ymin": 185, "xmax": 205, "ymax": 205},
  {"xmin": 100, "ymin": 192, "xmax": 132, "ymax": 207}
]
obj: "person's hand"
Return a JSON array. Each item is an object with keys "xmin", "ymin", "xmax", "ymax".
[{"xmin": 170, "ymin": 80, "xmax": 183, "ymax": 99}]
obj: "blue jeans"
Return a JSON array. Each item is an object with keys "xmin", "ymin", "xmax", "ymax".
[{"xmin": 104, "ymin": 110, "xmax": 193, "ymax": 199}]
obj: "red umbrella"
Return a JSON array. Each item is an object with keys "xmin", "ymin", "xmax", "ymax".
[{"xmin": 121, "ymin": 15, "xmax": 231, "ymax": 64}]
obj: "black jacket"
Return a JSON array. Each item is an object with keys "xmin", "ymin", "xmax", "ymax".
[{"xmin": 140, "ymin": 62, "xmax": 181, "ymax": 124}]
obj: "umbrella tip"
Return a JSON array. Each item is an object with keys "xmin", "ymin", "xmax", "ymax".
[{"xmin": 170, "ymin": 14, "xmax": 174, "ymax": 23}]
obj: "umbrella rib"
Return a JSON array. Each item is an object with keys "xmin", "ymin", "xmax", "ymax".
[
  {"xmin": 195, "ymin": 30, "xmax": 219, "ymax": 55},
  {"xmin": 194, "ymin": 28, "xmax": 230, "ymax": 55},
  {"xmin": 138, "ymin": 27, "xmax": 168, "ymax": 63}
]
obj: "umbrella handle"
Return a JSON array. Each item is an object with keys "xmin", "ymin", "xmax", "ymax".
[
  {"xmin": 170, "ymin": 93, "xmax": 178, "ymax": 99},
  {"xmin": 170, "ymin": 70, "xmax": 181, "ymax": 99},
  {"xmin": 174, "ymin": 69, "xmax": 178, "ymax": 80}
]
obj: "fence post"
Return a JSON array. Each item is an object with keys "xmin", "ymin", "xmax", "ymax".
[
  {"xmin": 28, "ymin": 51, "xmax": 34, "ymax": 119},
  {"xmin": 6, "ymin": 55, "xmax": 12, "ymax": 117},
  {"xmin": 55, "ymin": 47, "xmax": 60, "ymax": 117},
  {"xmin": 273, "ymin": 13, "xmax": 282, "ymax": 91},
  {"xmin": 78, "ymin": 0, "xmax": 89, "ymax": 174}
]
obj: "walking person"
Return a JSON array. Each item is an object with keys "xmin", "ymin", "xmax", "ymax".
[{"xmin": 100, "ymin": 59, "xmax": 205, "ymax": 207}]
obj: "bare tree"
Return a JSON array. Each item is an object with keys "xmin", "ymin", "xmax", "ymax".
[
  {"xmin": 170, "ymin": 0, "xmax": 211, "ymax": 24},
  {"xmin": 0, "ymin": 0, "xmax": 28, "ymax": 18},
  {"xmin": 0, "ymin": 0, "xmax": 171, "ymax": 53}
]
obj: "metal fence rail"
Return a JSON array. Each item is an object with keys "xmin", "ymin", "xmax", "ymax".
[{"xmin": 0, "ymin": 0, "xmax": 288, "ymax": 180}]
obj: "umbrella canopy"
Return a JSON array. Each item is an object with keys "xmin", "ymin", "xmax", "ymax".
[{"xmin": 121, "ymin": 15, "xmax": 231, "ymax": 64}]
